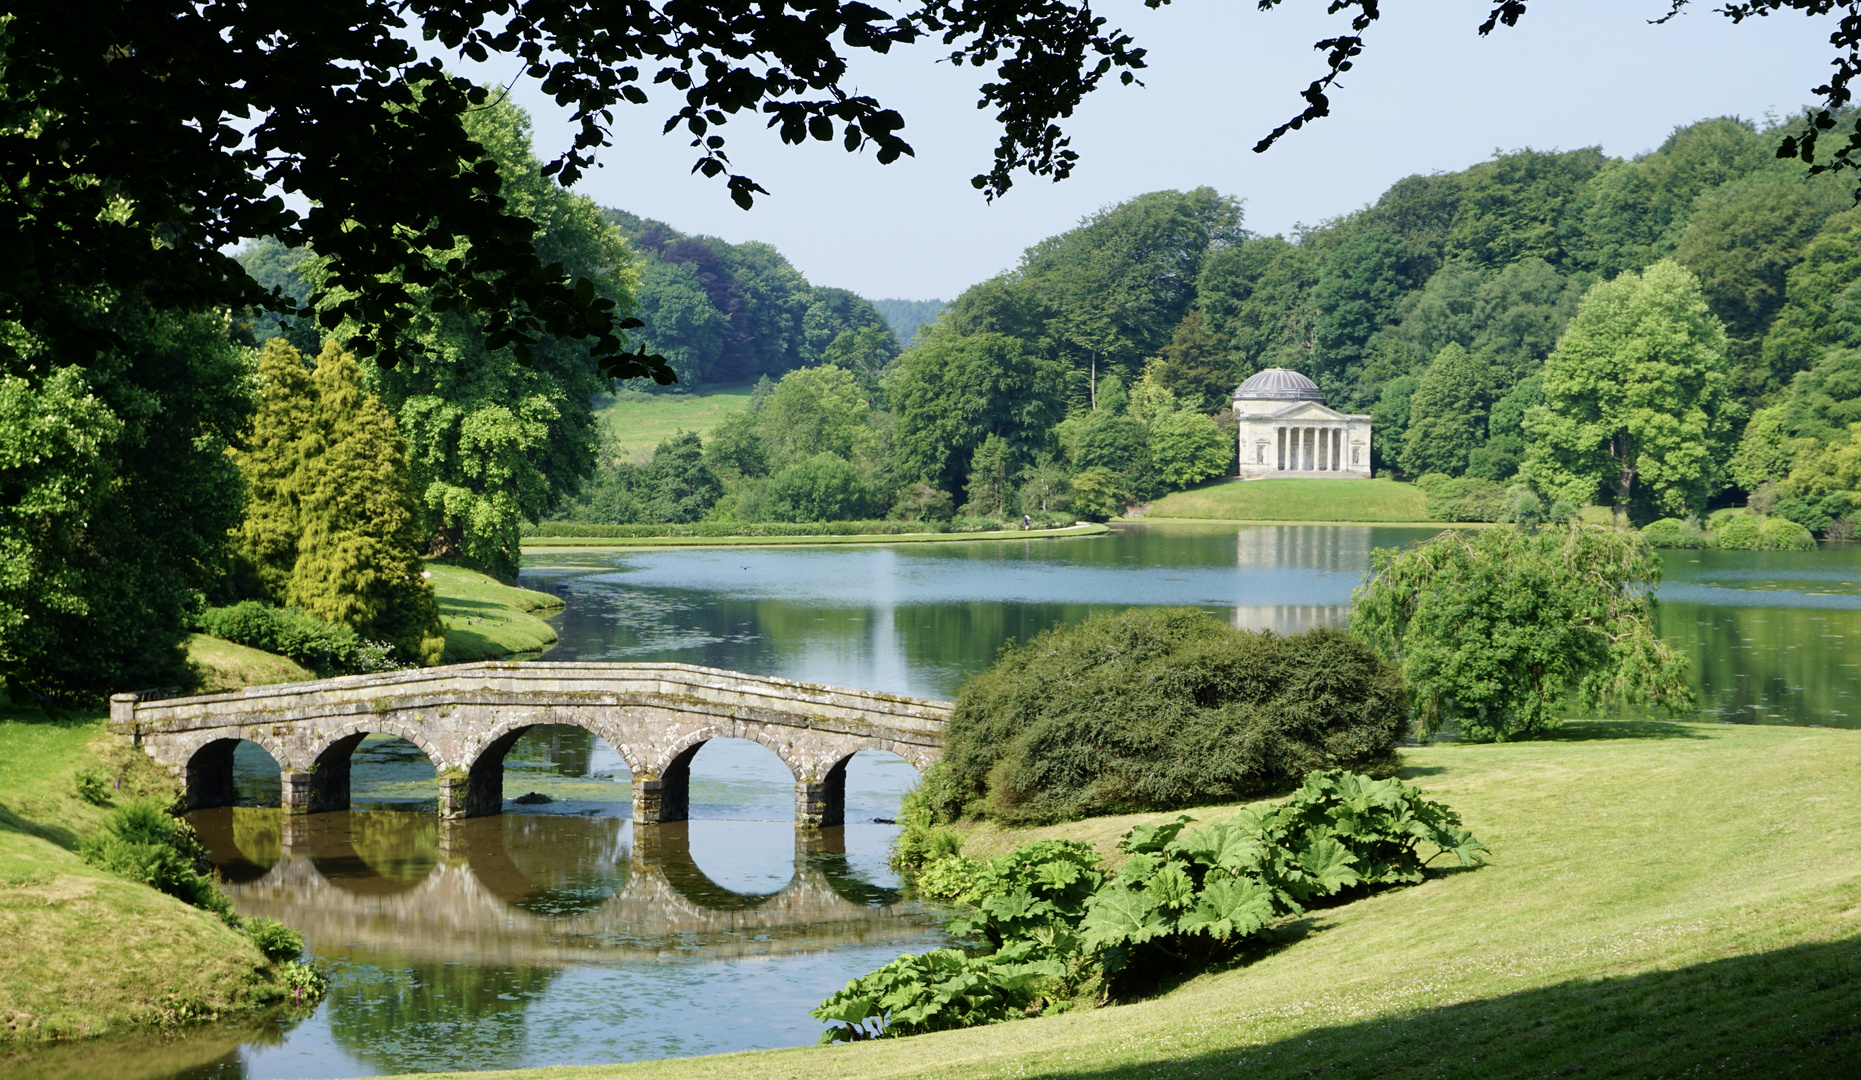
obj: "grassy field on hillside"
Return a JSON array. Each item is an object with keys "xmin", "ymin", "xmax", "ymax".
[
  {"xmin": 0, "ymin": 711, "xmax": 275, "ymax": 1045},
  {"xmin": 419, "ymin": 720, "xmax": 1858, "ymax": 1080},
  {"xmin": 184, "ymin": 634, "xmax": 315, "ymax": 692},
  {"xmin": 429, "ymin": 563, "xmax": 564, "ymax": 663},
  {"xmin": 1142, "ymin": 477, "xmax": 1433, "ymax": 521},
  {"xmin": 596, "ymin": 385, "xmax": 755, "ymax": 460}
]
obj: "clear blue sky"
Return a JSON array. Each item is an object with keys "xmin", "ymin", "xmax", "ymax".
[{"xmin": 463, "ymin": 0, "xmax": 1836, "ymax": 302}]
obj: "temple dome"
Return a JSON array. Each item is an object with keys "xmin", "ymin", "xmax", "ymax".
[{"xmin": 1234, "ymin": 367, "xmax": 1324, "ymax": 402}]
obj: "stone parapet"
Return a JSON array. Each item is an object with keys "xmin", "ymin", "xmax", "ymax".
[{"xmin": 115, "ymin": 661, "xmax": 951, "ymax": 828}]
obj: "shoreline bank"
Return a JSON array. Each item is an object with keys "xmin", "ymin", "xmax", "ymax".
[{"xmin": 521, "ymin": 523, "xmax": 1109, "ymax": 550}]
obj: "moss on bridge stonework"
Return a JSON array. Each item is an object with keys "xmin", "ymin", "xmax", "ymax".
[{"xmin": 113, "ymin": 662, "xmax": 948, "ymax": 828}]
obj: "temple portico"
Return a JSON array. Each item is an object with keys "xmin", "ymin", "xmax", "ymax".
[{"xmin": 1231, "ymin": 368, "xmax": 1372, "ymax": 479}]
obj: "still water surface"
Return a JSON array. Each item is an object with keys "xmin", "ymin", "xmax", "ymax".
[
  {"xmin": 23, "ymin": 522, "xmax": 1857, "ymax": 1080},
  {"xmin": 526, "ymin": 522, "xmax": 1861, "ymax": 727}
]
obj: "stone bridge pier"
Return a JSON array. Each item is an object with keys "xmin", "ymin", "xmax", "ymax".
[{"xmin": 113, "ymin": 662, "xmax": 948, "ymax": 830}]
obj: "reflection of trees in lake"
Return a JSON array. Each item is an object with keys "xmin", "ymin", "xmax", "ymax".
[
  {"xmin": 503, "ymin": 724, "xmax": 597, "ymax": 778},
  {"xmin": 1649, "ymin": 602, "xmax": 1861, "ymax": 724},
  {"xmin": 325, "ymin": 961, "xmax": 560, "ymax": 1075},
  {"xmin": 309, "ymin": 810, "xmax": 439, "ymax": 888},
  {"xmin": 232, "ymin": 807, "xmax": 281, "ymax": 868}
]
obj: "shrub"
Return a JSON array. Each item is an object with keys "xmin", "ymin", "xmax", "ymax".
[
  {"xmin": 243, "ymin": 917, "xmax": 305, "ymax": 963},
  {"xmin": 1081, "ymin": 770, "xmax": 1486, "ymax": 994},
  {"xmin": 934, "ymin": 609, "xmax": 1406, "ymax": 826},
  {"xmin": 1424, "ymin": 476, "xmax": 1510, "ymax": 522},
  {"xmin": 1352, "ymin": 525, "xmax": 1691, "ymax": 741},
  {"xmin": 892, "ymin": 763, "xmax": 968, "ymax": 871},
  {"xmin": 1758, "ymin": 516, "xmax": 1818, "ymax": 551},
  {"xmin": 837, "ymin": 770, "xmax": 1486, "ymax": 1040},
  {"xmin": 196, "ymin": 600, "xmax": 406, "ymax": 676},
  {"xmin": 1641, "ymin": 517, "xmax": 1714, "ymax": 549},
  {"xmin": 765, "ymin": 452, "xmax": 876, "ymax": 522},
  {"xmin": 80, "ymin": 800, "xmax": 231, "ymax": 917},
  {"xmin": 73, "ymin": 768, "xmax": 113, "ymax": 806},
  {"xmin": 1715, "ymin": 511, "xmax": 1763, "ymax": 550}
]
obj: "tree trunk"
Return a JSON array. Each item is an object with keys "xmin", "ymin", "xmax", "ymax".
[
  {"xmin": 427, "ymin": 523, "xmax": 464, "ymax": 560},
  {"xmin": 1610, "ymin": 428, "xmax": 1636, "ymax": 529}
]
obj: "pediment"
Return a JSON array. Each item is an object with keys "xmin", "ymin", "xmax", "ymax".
[{"xmin": 1265, "ymin": 401, "xmax": 1353, "ymax": 421}]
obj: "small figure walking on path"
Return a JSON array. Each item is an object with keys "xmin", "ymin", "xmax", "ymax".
[{"xmin": 1023, "ymin": 514, "xmax": 1031, "ymax": 530}]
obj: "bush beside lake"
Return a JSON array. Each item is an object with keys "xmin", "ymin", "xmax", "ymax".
[
  {"xmin": 923, "ymin": 610, "xmax": 1406, "ymax": 827},
  {"xmin": 1642, "ymin": 509, "xmax": 1818, "ymax": 550}
]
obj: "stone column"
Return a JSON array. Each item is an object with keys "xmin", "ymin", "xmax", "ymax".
[
  {"xmin": 281, "ymin": 772, "xmax": 318, "ymax": 815},
  {"xmin": 1276, "ymin": 426, "xmax": 1286, "ymax": 470},
  {"xmin": 796, "ymin": 760, "xmax": 848, "ymax": 830},
  {"xmin": 633, "ymin": 772, "xmax": 690, "ymax": 824}
]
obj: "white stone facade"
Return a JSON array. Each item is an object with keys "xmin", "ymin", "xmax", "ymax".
[{"xmin": 1231, "ymin": 368, "xmax": 1372, "ymax": 479}]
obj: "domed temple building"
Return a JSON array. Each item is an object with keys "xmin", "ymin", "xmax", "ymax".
[{"xmin": 1231, "ymin": 368, "xmax": 1372, "ymax": 479}]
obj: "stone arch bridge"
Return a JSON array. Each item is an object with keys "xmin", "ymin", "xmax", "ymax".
[{"xmin": 111, "ymin": 662, "xmax": 949, "ymax": 827}]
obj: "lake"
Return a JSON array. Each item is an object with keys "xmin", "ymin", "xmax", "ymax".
[
  {"xmin": 33, "ymin": 521, "xmax": 1856, "ymax": 1080},
  {"xmin": 525, "ymin": 522, "xmax": 1861, "ymax": 727}
]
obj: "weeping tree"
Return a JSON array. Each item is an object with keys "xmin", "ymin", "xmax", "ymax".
[{"xmin": 1350, "ymin": 525, "xmax": 1692, "ymax": 742}]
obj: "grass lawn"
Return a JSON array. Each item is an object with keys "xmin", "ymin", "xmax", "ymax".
[
  {"xmin": 408, "ymin": 719, "xmax": 1859, "ymax": 1080},
  {"xmin": 429, "ymin": 562, "xmax": 565, "ymax": 662},
  {"xmin": 1142, "ymin": 477, "xmax": 1434, "ymax": 522},
  {"xmin": 520, "ymin": 524, "xmax": 1108, "ymax": 550},
  {"xmin": 596, "ymin": 385, "xmax": 756, "ymax": 460},
  {"xmin": 0, "ymin": 710, "xmax": 275, "ymax": 1045},
  {"xmin": 184, "ymin": 634, "xmax": 315, "ymax": 692}
]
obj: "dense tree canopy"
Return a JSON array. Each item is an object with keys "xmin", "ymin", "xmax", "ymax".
[
  {"xmin": 1523, "ymin": 261, "xmax": 1738, "ymax": 522},
  {"xmin": 1, "ymin": 300, "xmax": 250, "ymax": 695}
]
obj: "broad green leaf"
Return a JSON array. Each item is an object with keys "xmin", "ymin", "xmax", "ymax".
[
  {"xmin": 1296, "ymin": 836, "xmax": 1361, "ymax": 896},
  {"xmin": 1145, "ymin": 862, "xmax": 1198, "ymax": 911},
  {"xmin": 1178, "ymin": 875, "xmax": 1278, "ymax": 940},
  {"xmin": 1080, "ymin": 884, "xmax": 1168, "ymax": 950}
]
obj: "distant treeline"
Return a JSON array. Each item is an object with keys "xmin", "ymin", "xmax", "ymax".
[{"xmin": 604, "ymin": 208, "xmax": 903, "ymax": 388}]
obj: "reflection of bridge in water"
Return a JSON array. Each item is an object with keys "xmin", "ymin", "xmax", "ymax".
[{"xmin": 198, "ymin": 811, "xmax": 939, "ymax": 967}]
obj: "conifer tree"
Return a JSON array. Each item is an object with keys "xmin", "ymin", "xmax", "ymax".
[
  {"xmin": 286, "ymin": 343, "xmax": 446, "ymax": 665},
  {"xmin": 1401, "ymin": 342, "xmax": 1491, "ymax": 478},
  {"xmin": 231, "ymin": 339, "xmax": 317, "ymax": 599}
]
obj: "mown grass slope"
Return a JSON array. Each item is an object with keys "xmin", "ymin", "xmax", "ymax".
[
  {"xmin": 184, "ymin": 634, "xmax": 315, "ymax": 692},
  {"xmin": 596, "ymin": 385, "xmax": 755, "ymax": 460},
  {"xmin": 0, "ymin": 711, "xmax": 274, "ymax": 1044},
  {"xmin": 430, "ymin": 562, "xmax": 564, "ymax": 662},
  {"xmin": 420, "ymin": 720, "xmax": 1858, "ymax": 1080},
  {"xmin": 1143, "ymin": 477, "xmax": 1432, "ymax": 522}
]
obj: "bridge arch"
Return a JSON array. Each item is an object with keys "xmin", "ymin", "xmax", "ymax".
[
  {"xmin": 300, "ymin": 721, "xmax": 446, "ymax": 814},
  {"xmin": 797, "ymin": 741, "xmax": 929, "ymax": 828},
  {"xmin": 182, "ymin": 733, "xmax": 291, "ymax": 811},
  {"xmin": 452, "ymin": 718, "xmax": 640, "ymax": 818}
]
